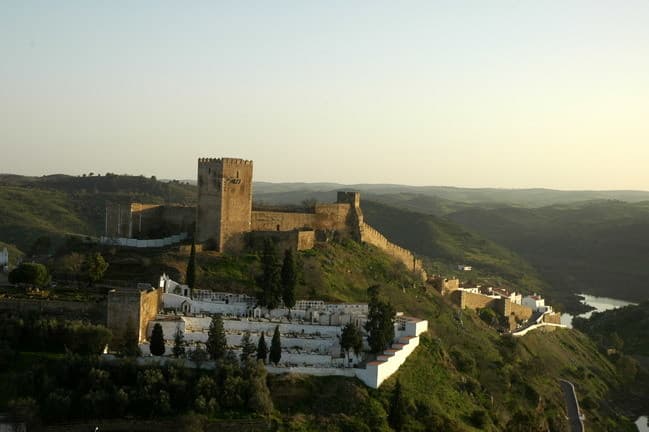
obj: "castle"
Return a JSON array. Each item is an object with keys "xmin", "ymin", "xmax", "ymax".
[{"xmin": 105, "ymin": 157, "xmax": 426, "ymax": 279}]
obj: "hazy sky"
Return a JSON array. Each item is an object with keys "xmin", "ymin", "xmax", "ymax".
[{"xmin": 1, "ymin": 1, "xmax": 649, "ymax": 189}]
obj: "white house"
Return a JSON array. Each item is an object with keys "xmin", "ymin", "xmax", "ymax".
[
  {"xmin": 457, "ymin": 265, "xmax": 473, "ymax": 271},
  {"xmin": 522, "ymin": 294, "xmax": 551, "ymax": 312}
]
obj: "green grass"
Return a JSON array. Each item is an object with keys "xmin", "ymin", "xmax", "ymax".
[
  {"xmin": 171, "ymin": 239, "xmax": 639, "ymax": 431},
  {"xmin": 361, "ymin": 200, "xmax": 547, "ymax": 295},
  {"xmin": 448, "ymin": 200, "xmax": 649, "ymax": 304}
]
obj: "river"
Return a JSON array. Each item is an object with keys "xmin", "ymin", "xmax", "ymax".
[
  {"xmin": 560, "ymin": 293, "xmax": 636, "ymax": 328},
  {"xmin": 559, "ymin": 294, "xmax": 647, "ymax": 430}
]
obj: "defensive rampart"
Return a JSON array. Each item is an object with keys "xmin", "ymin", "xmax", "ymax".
[
  {"xmin": 360, "ymin": 223, "xmax": 426, "ymax": 279},
  {"xmin": 497, "ymin": 298, "xmax": 534, "ymax": 321},
  {"xmin": 247, "ymin": 230, "xmax": 315, "ymax": 252},
  {"xmin": 107, "ymin": 285, "xmax": 161, "ymax": 344}
]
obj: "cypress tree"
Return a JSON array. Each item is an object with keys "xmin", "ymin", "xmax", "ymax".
[
  {"xmin": 186, "ymin": 239, "xmax": 196, "ymax": 288},
  {"xmin": 258, "ymin": 239, "xmax": 281, "ymax": 309},
  {"xmin": 206, "ymin": 315, "xmax": 227, "ymax": 360},
  {"xmin": 256, "ymin": 333, "xmax": 268, "ymax": 363},
  {"xmin": 150, "ymin": 323, "xmax": 165, "ymax": 356},
  {"xmin": 389, "ymin": 380, "xmax": 408, "ymax": 432},
  {"xmin": 364, "ymin": 285, "xmax": 396, "ymax": 354},
  {"xmin": 172, "ymin": 325, "xmax": 186, "ymax": 358},
  {"xmin": 280, "ymin": 249, "xmax": 297, "ymax": 310},
  {"xmin": 269, "ymin": 325, "xmax": 282, "ymax": 366}
]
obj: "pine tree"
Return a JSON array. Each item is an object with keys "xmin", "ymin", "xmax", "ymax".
[
  {"xmin": 257, "ymin": 239, "xmax": 281, "ymax": 309},
  {"xmin": 246, "ymin": 359, "xmax": 274, "ymax": 415},
  {"xmin": 269, "ymin": 325, "xmax": 282, "ymax": 366},
  {"xmin": 280, "ymin": 249, "xmax": 297, "ymax": 310},
  {"xmin": 206, "ymin": 315, "xmax": 227, "ymax": 360},
  {"xmin": 186, "ymin": 239, "xmax": 196, "ymax": 288},
  {"xmin": 87, "ymin": 252, "xmax": 108, "ymax": 286},
  {"xmin": 150, "ymin": 323, "xmax": 166, "ymax": 356},
  {"xmin": 240, "ymin": 330, "xmax": 256, "ymax": 362},
  {"xmin": 256, "ymin": 333, "xmax": 268, "ymax": 363},
  {"xmin": 172, "ymin": 325, "xmax": 186, "ymax": 358},
  {"xmin": 389, "ymin": 380, "xmax": 408, "ymax": 432}
]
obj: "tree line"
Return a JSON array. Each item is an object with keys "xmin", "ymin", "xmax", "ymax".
[{"xmin": 3, "ymin": 354, "xmax": 274, "ymax": 426}]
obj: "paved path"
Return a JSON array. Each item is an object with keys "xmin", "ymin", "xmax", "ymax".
[{"xmin": 560, "ymin": 379, "xmax": 584, "ymax": 432}]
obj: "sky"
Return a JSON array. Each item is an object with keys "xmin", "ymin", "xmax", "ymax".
[{"xmin": 1, "ymin": 1, "xmax": 649, "ymax": 189}]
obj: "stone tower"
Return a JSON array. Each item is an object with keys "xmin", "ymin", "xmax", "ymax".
[{"xmin": 196, "ymin": 157, "xmax": 253, "ymax": 252}]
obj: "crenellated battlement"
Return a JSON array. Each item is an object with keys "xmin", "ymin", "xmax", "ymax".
[{"xmin": 198, "ymin": 157, "xmax": 253, "ymax": 165}]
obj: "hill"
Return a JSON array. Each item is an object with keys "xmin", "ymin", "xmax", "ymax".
[
  {"xmin": 448, "ymin": 201, "xmax": 649, "ymax": 303},
  {"xmin": 360, "ymin": 201, "xmax": 546, "ymax": 294},
  {"xmin": 0, "ymin": 174, "xmax": 196, "ymax": 253},
  {"xmin": 153, "ymin": 240, "xmax": 645, "ymax": 430},
  {"xmin": 253, "ymin": 182, "xmax": 649, "ymax": 207}
]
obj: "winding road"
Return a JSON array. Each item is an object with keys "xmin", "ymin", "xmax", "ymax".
[{"xmin": 560, "ymin": 379, "xmax": 584, "ymax": 432}]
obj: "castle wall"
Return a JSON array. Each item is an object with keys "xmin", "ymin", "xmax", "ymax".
[
  {"xmin": 196, "ymin": 158, "xmax": 253, "ymax": 252},
  {"xmin": 247, "ymin": 230, "xmax": 316, "ymax": 252},
  {"xmin": 107, "ymin": 286, "xmax": 161, "ymax": 345},
  {"xmin": 105, "ymin": 203, "xmax": 134, "ymax": 237},
  {"xmin": 498, "ymin": 299, "xmax": 533, "ymax": 322},
  {"xmin": 107, "ymin": 288, "xmax": 141, "ymax": 343},
  {"xmin": 452, "ymin": 290, "xmax": 498, "ymax": 310},
  {"xmin": 251, "ymin": 211, "xmax": 319, "ymax": 231},
  {"xmin": 139, "ymin": 288, "xmax": 162, "ymax": 342},
  {"xmin": 105, "ymin": 203, "xmax": 195, "ymax": 239},
  {"xmin": 360, "ymin": 223, "xmax": 426, "ymax": 279},
  {"xmin": 297, "ymin": 230, "xmax": 316, "ymax": 250}
]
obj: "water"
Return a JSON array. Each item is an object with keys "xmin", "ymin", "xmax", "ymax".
[
  {"xmin": 558, "ymin": 295, "xmax": 646, "ymax": 430},
  {"xmin": 637, "ymin": 416, "xmax": 649, "ymax": 432},
  {"xmin": 560, "ymin": 293, "xmax": 636, "ymax": 328}
]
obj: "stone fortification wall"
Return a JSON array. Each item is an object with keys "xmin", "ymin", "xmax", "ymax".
[
  {"xmin": 251, "ymin": 211, "xmax": 318, "ymax": 232},
  {"xmin": 451, "ymin": 290, "xmax": 498, "ymax": 310},
  {"xmin": 107, "ymin": 286, "xmax": 161, "ymax": 344},
  {"xmin": 247, "ymin": 230, "xmax": 315, "ymax": 252},
  {"xmin": 251, "ymin": 204, "xmax": 352, "ymax": 234},
  {"xmin": 105, "ymin": 203, "xmax": 135, "ymax": 237},
  {"xmin": 105, "ymin": 203, "xmax": 195, "ymax": 239},
  {"xmin": 360, "ymin": 223, "xmax": 426, "ymax": 279},
  {"xmin": 498, "ymin": 299, "xmax": 533, "ymax": 322},
  {"xmin": 196, "ymin": 158, "xmax": 253, "ymax": 252},
  {"xmin": 543, "ymin": 312, "xmax": 562, "ymax": 324}
]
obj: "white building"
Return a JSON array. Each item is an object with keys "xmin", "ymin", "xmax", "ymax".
[
  {"xmin": 489, "ymin": 287, "xmax": 523, "ymax": 305},
  {"xmin": 522, "ymin": 294, "xmax": 552, "ymax": 312},
  {"xmin": 457, "ymin": 265, "xmax": 472, "ymax": 271},
  {"xmin": 147, "ymin": 273, "xmax": 428, "ymax": 389}
]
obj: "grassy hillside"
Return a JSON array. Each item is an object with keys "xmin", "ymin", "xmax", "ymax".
[
  {"xmin": 0, "ymin": 174, "xmax": 196, "ymax": 252},
  {"xmin": 361, "ymin": 200, "xmax": 546, "ymax": 295},
  {"xmin": 207, "ymin": 240, "xmax": 639, "ymax": 431},
  {"xmin": 448, "ymin": 200, "xmax": 649, "ymax": 303}
]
